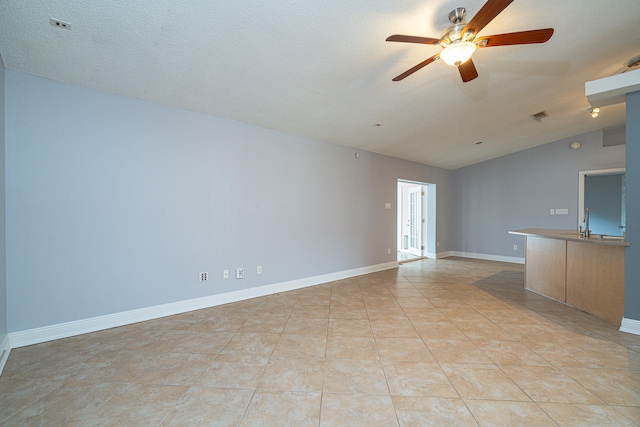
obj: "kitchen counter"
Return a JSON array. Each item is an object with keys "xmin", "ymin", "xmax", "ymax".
[
  {"xmin": 509, "ymin": 228, "xmax": 629, "ymax": 246},
  {"xmin": 509, "ymin": 228, "xmax": 626, "ymax": 325}
]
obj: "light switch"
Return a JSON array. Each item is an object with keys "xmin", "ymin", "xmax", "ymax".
[
  {"xmin": 550, "ymin": 209, "xmax": 555, "ymax": 215},
  {"xmin": 385, "ymin": 203, "xmax": 391, "ymax": 209}
]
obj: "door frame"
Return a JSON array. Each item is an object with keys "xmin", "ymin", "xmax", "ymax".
[{"xmin": 397, "ymin": 179, "xmax": 437, "ymax": 259}]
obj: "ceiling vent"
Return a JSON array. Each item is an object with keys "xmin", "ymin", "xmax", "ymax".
[{"xmin": 530, "ymin": 111, "xmax": 549, "ymax": 122}]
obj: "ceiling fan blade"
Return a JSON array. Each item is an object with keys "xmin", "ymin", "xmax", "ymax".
[
  {"xmin": 386, "ymin": 34, "xmax": 441, "ymax": 45},
  {"xmin": 392, "ymin": 55, "xmax": 439, "ymax": 81},
  {"xmin": 463, "ymin": 0, "xmax": 515, "ymax": 36},
  {"xmin": 458, "ymin": 59, "xmax": 479, "ymax": 82},
  {"xmin": 476, "ymin": 28, "xmax": 554, "ymax": 47}
]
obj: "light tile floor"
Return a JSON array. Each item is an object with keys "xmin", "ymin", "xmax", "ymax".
[{"xmin": 2, "ymin": 257, "xmax": 640, "ymax": 426}]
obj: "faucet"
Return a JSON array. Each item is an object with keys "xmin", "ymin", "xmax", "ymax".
[{"xmin": 580, "ymin": 208, "xmax": 590, "ymax": 238}]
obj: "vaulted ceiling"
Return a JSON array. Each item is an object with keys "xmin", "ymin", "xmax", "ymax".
[{"xmin": 1, "ymin": 0, "xmax": 639, "ymax": 169}]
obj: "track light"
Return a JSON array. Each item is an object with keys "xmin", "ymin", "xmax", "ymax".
[{"xmin": 589, "ymin": 107, "xmax": 600, "ymax": 118}]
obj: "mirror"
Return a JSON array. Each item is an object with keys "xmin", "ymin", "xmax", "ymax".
[{"xmin": 578, "ymin": 168, "xmax": 626, "ymax": 237}]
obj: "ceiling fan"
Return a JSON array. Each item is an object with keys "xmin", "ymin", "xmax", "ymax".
[{"xmin": 386, "ymin": 0, "xmax": 554, "ymax": 82}]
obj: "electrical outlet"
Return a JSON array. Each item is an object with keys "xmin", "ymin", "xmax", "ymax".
[
  {"xmin": 199, "ymin": 272, "xmax": 208, "ymax": 282},
  {"xmin": 50, "ymin": 18, "xmax": 71, "ymax": 30},
  {"xmin": 257, "ymin": 266, "xmax": 262, "ymax": 275},
  {"xmin": 513, "ymin": 245, "xmax": 518, "ymax": 251},
  {"xmin": 236, "ymin": 268, "xmax": 244, "ymax": 279}
]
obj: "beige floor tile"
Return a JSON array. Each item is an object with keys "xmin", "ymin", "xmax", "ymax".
[
  {"xmin": 326, "ymin": 335, "xmax": 379, "ymax": 360},
  {"xmin": 501, "ymin": 365, "xmax": 603, "ymax": 404},
  {"xmin": 329, "ymin": 304, "xmax": 368, "ymax": 319},
  {"xmin": 0, "ymin": 377, "xmax": 82, "ymax": 424},
  {"xmin": 375, "ymin": 337, "xmax": 435, "ymax": 362},
  {"xmin": 394, "ymin": 297, "xmax": 435, "ymax": 309},
  {"xmin": 441, "ymin": 363, "xmax": 530, "ymax": 401},
  {"xmin": 328, "ymin": 318, "xmax": 373, "ymax": 337},
  {"xmin": 382, "ymin": 360, "xmax": 458, "ymax": 398},
  {"xmin": 403, "ymin": 309, "xmax": 449, "ymax": 323},
  {"xmin": 290, "ymin": 304, "xmax": 330, "ymax": 319},
  {"xmin": 439, "ymin": 307, "xmax": 489, "ymax": 323},
  {"xmin": 5, "ymin": 257, "xmax": 639, "ymax": 425},
  {"xmin": 370, "ymin": 318, "xmax": 419, "ymax": 338},
  {"xmin": 220, "ymin": 332, "xmax": 280, "ymax": 356},
  {"xmin": 272, "ymin": 334, "xmax": 327, "ymax": 358},
  {"xmin": 161, "ymin": 387, "xmax": 253, "ymax": 427},
  {"xmin": 320, "ymin": 393, "xmax": 398, "ymax": 427},
  {"xmin": 196, "ymin": 353, "xmax": 269, "ymax": 389},
  {"xmin": 329, "ymin": 295, "xmax": 364, "ymax": 306},
  {"xmin": 169, "ymin": 331, "xmax": 234, "ymax": 354},
  {"xmin": 79, "ymin": 383, "xmax": 188, "ymax": 426},
  {"xmin": 426, "ymin": 339, "xmax": 493, "ymax": 364},
  {"xmin": 323, "ymin": 359, "xmax": 389, "ymax": 395},
  {"xmin": 239, "ymin": 314, "xmax": 290, "ymax": 333},
  {"xmin": 455, "ymin": 321, "xmax": 517, "ymax": 341},
  {"xmin": 613, "ymin": 405, "xmax": 640, "ymax": 424},
  {"xmin": 465, "ymin": 400, "xmax": 556, "ymax": 426},
  {"xmin": 522, "ymin": 341, "xmax": 594, "ymax": 368},
  {"xmin": 563, "ymin": 367, "xmax": 640, "ymax": 405},
  {"xmin": 190, "ymin": 316, "xmax": 246, "ymax": 332},
  {"xmin": 392, "ymin": 396, "xmax": 478, "ymax": 427},
  {"xmin": 69, "ymin": 349, "xmax": 160, "ymax": 383},
  {"xmin": 475, "ymin": 340, "xmax": 549, "ymax": 366},
  {"xmin": 135, "ymin": 352, "xmax": 215, "ymax": 386},
  {"xmin": 240, "ymin": 390, "xmax": 321, "ymax": 427},
  {"xmin": 258, "ymin": 356, "xmax": 324, "ymax": 392},
  {"xmin": 283, "ymin": 317, "xmax": 328, "ymax": 335},
  {"xmin": 12, "ymin": 383, "xmax": 128, "ymax": 425},
  {"xmin": 539, "ymin": 402, "xmax": 637, "ymax": 426},
  {"xmin": 414, "ymin": 322, "xmax": 468, "ymax": 340}
]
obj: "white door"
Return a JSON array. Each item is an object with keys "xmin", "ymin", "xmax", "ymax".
[{"xmin": 408, "ymin": 186, "xmax": 422, "ymax": 256}]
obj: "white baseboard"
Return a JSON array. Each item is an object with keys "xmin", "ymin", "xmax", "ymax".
[
  {"xmin": 9, "ymin": 261, "xmax": 398, "ymax": 349},
  {"xmin": 435, "ymin": 251, "xmax": 453, "ymax": 259},
  {"xmin": 620, "ymin": 317, "xmax": 640, "ymax": 336},
  {"xmin": 0, "ymin": 335, "xmax": 10, "ymax": 377},
  {"xmin": 449, "ymin": 251, "xmax": 525, "ymax": 265}
]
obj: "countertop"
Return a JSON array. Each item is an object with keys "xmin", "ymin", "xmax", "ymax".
[{"xmin": 509, "ymin": 228, "xmax": 630, "ymax": 247}]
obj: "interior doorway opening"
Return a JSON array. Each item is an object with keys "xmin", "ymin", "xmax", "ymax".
[{"xmin": 397, "ymin": 180, "xmax": 436, "ymax": 263}]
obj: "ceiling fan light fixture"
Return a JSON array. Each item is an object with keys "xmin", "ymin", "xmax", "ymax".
[{"xmin": 440, "ymin": 41, "xmax": 476, "ymax": 66}]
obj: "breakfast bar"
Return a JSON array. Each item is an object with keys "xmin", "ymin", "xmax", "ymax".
[{"xmin": 509, "ymin": 228, "xmax": 629, "ymax": 325}]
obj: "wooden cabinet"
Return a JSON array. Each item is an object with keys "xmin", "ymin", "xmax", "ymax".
[
  {"xmin": 525, "ymin": 236, "xmax": 567, "ymax": 303},
  {"xmin": 513, "ymin": 229, "xmax": 627, "ymax": 326},
  {"xmin": 566, "ymin": 242, "xmax": 625, "ymax": 325}
]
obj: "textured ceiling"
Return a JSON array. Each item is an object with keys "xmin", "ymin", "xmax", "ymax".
[{"xmin": 1, "ymin": 0, "xmax": 639, "ymax": 169}]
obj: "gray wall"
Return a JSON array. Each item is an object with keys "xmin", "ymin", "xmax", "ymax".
[
  {"xmin": 5, "ymin": 71, "xmax": 452, "ymax": 332},
  {"xmin": 0, "ymin": 57, "xmax": 6, "ymax": 341},
  {"xmin": 625, "ymin": 91, "xmax": 640, "ymax": 321},
  {"xmin": 451, "ymin": 130, "xmax": 626, "ymax": 258}
]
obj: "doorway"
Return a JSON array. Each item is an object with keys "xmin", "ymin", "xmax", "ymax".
[
  {"xmin": 397, "ymin": 180, "xmax": 436, "ymax": 263},
  {"xmin": 579, "ymin": 168, "xmax": 626, "ymax": 236}
]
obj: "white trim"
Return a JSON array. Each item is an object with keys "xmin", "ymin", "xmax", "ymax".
[
  {"xmin": 586, "ymin": 68, "xmax": 640, "ymax": 108},
  {"xmin": 449, "ymin": 251, "xmax": 525, "ymax": 265},
  {"xmin": 619, "ymin": 318, "xmax": 640, "ymax": 336},
  {"xmin": 435, "ymin": 251, "xmax": 453, "ymax": 259},
  {"xmin": 8, "ymin": 261, "xmax": 398, "ymax": 348},
  {"xmin": 0, "ymin": 335, "xmax": 10, "ymax": 377}
]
